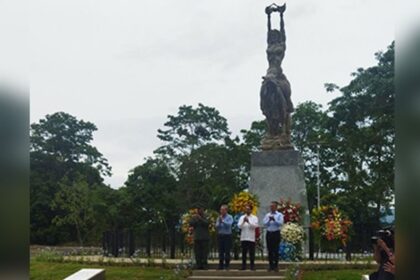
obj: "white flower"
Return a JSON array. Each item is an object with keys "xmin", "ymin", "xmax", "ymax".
[{"xmin": 281, "ymin": 223, "xmax": 304, "ymax": 244}]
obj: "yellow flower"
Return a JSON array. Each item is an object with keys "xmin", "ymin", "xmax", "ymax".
[{"xmin": 229, "ymin": 191, "xmax": 260, "ymax": 215}]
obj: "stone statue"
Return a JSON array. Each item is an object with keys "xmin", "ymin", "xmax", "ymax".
[{"xmin": 260, "ymin": 3, "xmax": 294, "ymax": 150}]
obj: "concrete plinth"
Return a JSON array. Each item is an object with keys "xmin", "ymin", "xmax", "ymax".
[{"xmin": 249, "ymin": 149, "xmax": 310, "ymax": 254}]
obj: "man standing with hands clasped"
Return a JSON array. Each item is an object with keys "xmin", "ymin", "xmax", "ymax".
[
  {"xmin": 189, "ymin": 206, "xmax": 210, "ymax": 270},
  {"xmin": 238, "ymin": 204, "xmax": 259, "ymax": 271},
  {"xmin": 263, "ymin": 201, "xmax": 284, "ymax": 272},
  {"xmin": 215, "ymin": 205, "xmax": 233, "ymax": 270}
]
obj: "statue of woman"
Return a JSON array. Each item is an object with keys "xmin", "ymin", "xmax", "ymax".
[
  {"xmin": 260, "ymin": 4, "xmax": 294, "ymax": 149},
  {"xmin": 265, "ymin": 9, "xmax": 293, "ymax": 113}
]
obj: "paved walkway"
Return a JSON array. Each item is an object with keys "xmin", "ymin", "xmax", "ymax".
[
  {"xmin": 187, "ymin": 269, "xmax": 287, "ymax": 280},
  {"xmin": 62, "ymin": 255, "xmax": 374, "ymax": 266}
]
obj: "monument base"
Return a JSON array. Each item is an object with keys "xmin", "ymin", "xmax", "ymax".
[{"xmin": 249, "ymin": 149, "xmax": 310, "ymax": 256}]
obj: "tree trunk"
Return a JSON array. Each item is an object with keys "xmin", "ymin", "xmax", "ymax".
[
  {"xmin": 180, "ymin": 232, "xmax": 185, "ymax": 254},
  {"xmin": 345, "ymin": 243, "xmax": 352, "ymax": 261},
  {"xmin": 170, "ymin": 226, "xmax": 176, "ymax": 259},
  {"xmin": 75, "ymin": 220, "xmax": 83, "ymax": 247},
  {"xmin": 376, "ymin": 198, "xmax": 382, "ymax": 228},
  {"xmin": 309, "ymin": 227, "xmax": 314, "ymax": 260},
  {"xmin": 146, "ymin": 229, "xmax": 151, "ymax": 257},
  {"xmin": 162, "ymin": 230, "xmax": 166, "ymax": 254}
]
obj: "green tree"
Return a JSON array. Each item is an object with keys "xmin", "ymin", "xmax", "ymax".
[
  {"xmin": 240, "ymin": 120, "xmax": 266, "ymax": 152},
  {"xmin": 323, "ymin": 42, "xmax": 395, "ymax": 249},
  {"xmin": 51, "ymin": 176, "xmax": 96, "ymax": 246},
  {"xmin": 31, "ymin": 112, "xmax": 111, "ymax": 177},
  {"xmin": 177, "ymin": 140, "xmax": 248, "ymax": 210},
  {"xmin": 123, "ymin": 158, "xmax": 179, "ymax": 258},
  {"xmin": 291, "ymin": 101, "xmax": 332, "ymax": 210},
  {"xmin": 153, "ymin": 103, "xmax": 249, "ymax": 207},
  {"xmin": 155, "ymin": 103, "xmax": 230, "ymax": 170},
  {"xmin": 30, "ymin": 112, "xmax": 112, "ymax": 245}
]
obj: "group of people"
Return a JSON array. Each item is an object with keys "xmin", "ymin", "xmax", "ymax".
[
  {"xmin": 190, "ymin": 202, "xmax": 396, "ymax": 277},
  {"xmin": 189, "ymin": 201, "xmax": 283, "ymax": 271}
]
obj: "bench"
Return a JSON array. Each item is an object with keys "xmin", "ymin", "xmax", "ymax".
[{"xmin": 64, "ymin": 269, "xmax": 105, "ymax": 280}]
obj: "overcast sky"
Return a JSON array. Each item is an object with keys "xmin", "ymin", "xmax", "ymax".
[{"xmin": 28, "ymin": 0, "xmax": 394, "ymax": 188}]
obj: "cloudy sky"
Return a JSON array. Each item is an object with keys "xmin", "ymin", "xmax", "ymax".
[{"xmin": 29, "ymin": 0, "xmax": 394, "ymax": 188}]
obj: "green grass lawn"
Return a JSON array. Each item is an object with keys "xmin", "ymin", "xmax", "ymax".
[
  {"xmin": 30, "ymin": 260, "xmax": 173, "ymax": 280},
  {"xmin": 303, "ymin": 269, "xmax": 372, "ymax": 280},
  {"xmin": 31, "ymin": 260, "xmax": 372, "ymax": 280}
]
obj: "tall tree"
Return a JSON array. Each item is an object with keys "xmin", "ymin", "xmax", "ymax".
[
  {"xmin": 177, "ymin": 140, "xmax": 248, "ymax": 210},
  {"xmin": 51, "ymin": 175, "xmax": 96, "ymax": 246},
  {"xmin": 31, "ymin": 112, "xmax": 111, "ymax": 178},
  {"xmin": 324, "ymin": 42, "xmax": 395, "ymax": 249},
  {"xmin": 124, "ymin": 158, "xmax": 178, "ymax": 229},
  {"xmin": 155, "ymin": 103, "xmax": 230, "ymax": 170},
  {"xmin": 154, "ymin": 104, "xmax": 250, "ymax": 210},
  {"xmin": 291, "ymin": 101, "xmax": 332, "ymax": 210},
  {"xmin": 30, "ymin": 112, "xmax": 112, "ymax": 245},
  {"xmin": 123, "ymin": 158, "xmax": 179, "ymax": 257}
]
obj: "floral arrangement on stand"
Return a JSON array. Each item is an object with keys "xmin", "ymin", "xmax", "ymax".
[
  {"xmin": 229, "ymin": 191, "xmax": 259, "ymax": 216},
  {"xmin": 277, "ymin": 198, "xmax": 305, "ymax": 261},
  {"xmin": 311, "ymin": 205, "xmax": 352, "ymax": 250},
  {"xmin": 180, "ymin": 208, "xmax": 218, "ymax": 246},
  {"xmin": 278, "ymin": 198, "xmax": 302, "ymax": 223},
  {"xmin": 279, "ymin": 223, "xmax": 305, "ymax": 261},
  {"xmin": 281, "ymin": 223, "xmax": 305, "ymax": 245},
  {"xmin": 228, "ymin": 191, "xmax": 261, "ymax": 257}
]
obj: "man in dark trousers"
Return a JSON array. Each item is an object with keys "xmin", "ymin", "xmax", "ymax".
[
  {"xmin": 189, "ymin": 206, "xmax": 210, "ymax": 270},
  {"xmin": 215, "ymin": 204, "xmax": 233, "ymax": 270},
  {"xmin": 263, "ymin": 201, "xmax": 284, "ymax": 272},
  {"xmin": 238, "ymin": 204, "xmax": 259, "ymax": 270}
]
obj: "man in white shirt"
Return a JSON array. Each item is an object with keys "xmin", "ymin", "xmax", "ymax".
[
  {"xmin": 263, "ymin": 201, "xmax": 284, "ymax": 272},
  {"xmin": 238, "ymin": 204, "xmax": 259, "ymax": 270}
]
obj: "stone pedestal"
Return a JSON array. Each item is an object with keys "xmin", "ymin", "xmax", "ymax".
[{"xmin": 249, "ymin": 149, "xmax": 310, "ymax": 255}]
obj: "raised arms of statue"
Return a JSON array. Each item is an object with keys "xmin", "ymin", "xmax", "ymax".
[
  {"xmin": 267, "ymin": 10, "xmax": 272, "ymax": 31},
  {"xmin": 280, "ymin": 11, "xmax": 286, "ymax": 43},
  {"xmin": 265, "ymin": 3, "xmax": 286, "ymax": 43}
]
